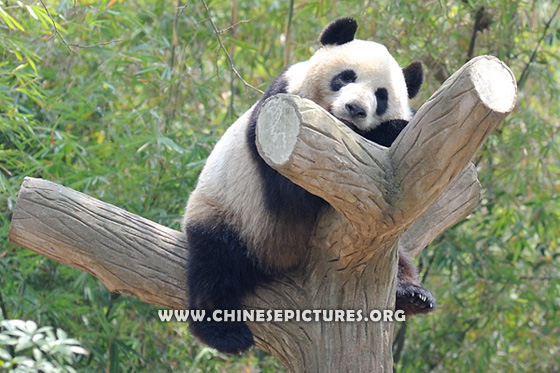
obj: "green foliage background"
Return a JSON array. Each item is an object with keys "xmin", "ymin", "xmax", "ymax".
[{"xmin": 1, "ymin": 0, "xmax": 559, "ymax": 371}]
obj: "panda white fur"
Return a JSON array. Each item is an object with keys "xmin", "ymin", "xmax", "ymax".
[{"xmin": 183, "ymin": 17, "xmax": 434, "ymax": 354}]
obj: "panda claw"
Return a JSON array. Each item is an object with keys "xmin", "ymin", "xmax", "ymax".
[{"xmin": 396, "ymin": 283, "xmax": 436, "ymax": 315}]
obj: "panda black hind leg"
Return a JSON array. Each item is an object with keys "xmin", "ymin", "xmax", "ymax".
[
  {"xmin": 185, "ymin": 221, "xmax": 269, "ymax": 354},
  {"xmin": 395, "ymin": 248, "xmax": 436, "ymax": 315}
]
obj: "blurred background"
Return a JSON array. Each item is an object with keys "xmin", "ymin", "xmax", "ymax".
[{"xmin": 1, "ymin": 1, "xmax": 559, "ymax": 371}]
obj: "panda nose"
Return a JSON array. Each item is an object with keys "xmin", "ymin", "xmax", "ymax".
[{"xmin": 345, "ymin": 103, "xmax": 367, "ymax": 119}]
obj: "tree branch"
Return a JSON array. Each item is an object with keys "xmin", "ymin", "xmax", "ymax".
[
  {"xmin": 390, "ymin": 56, "xmax": 516, "ymax": 228},
  {"xmin": 8, "ymin": 177, "xmax": 189, "ymax": 310},
  {"xmin": 399, "ymin": 163, "xmax": 480, "ymax": 257}
]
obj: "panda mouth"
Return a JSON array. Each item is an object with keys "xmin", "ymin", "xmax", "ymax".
[
  {"xmin": 327, "ymin": 107, "xmax": 368, "ymax": 136},
  {"xmin": 332, "ymin": 114, "xmax": 360, "ymax": 133}
]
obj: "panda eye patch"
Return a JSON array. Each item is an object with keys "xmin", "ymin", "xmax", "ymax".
[
  {"xmin": 330, "ymin": 69, "xmax": 357, "ymax": 91},
  {"xmin": 375, "ymin": 88, "xmax": 388, "ymax": 116}
]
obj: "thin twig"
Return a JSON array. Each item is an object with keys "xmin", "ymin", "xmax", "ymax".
[
  {"xmin": 166, "ymin": 0, "xmax": 184, "ymax": 127},
  {"xmin": 39, "ymin": 0, "xmax": 122, "ymax": 53},
  {"xmin": 39, "ymin": 0, "xmax": 72, "ymax": 52},
  {"xmin": 228, "ymin": 0, "xmax": 238, "ymax": 120},
  {"xmin": 219, "ymin": 19, "xmax": 252, "ymax": 34},
  {"xmin": 0, "ymin": 287, "xmax": 14, "ymax": 361},
  {"xmin": 0, "ymin": 287, "xmax": 9, "ymax": 320},
  {"xmin": 467, "ymin": 7, "xmax": 492, "ymax": 62},
  {"xmin": 392, "ymin": 320, "xmax": 407, "ymax": 365},
  {"xmin": 283, "ymin": 0, "xmax": 294, "ymax": 67},
  {"xmin": 200, "ymin": 0, "xmax": 262, "ymax": 94},
  {"xmin": 517, "ymin": 2, "xmax": 560, "ymax": 89}
]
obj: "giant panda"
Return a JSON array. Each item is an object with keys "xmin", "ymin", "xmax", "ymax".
[{"xmin": 182, "ymin": 17, "xmax": 435, "ymax": 354}]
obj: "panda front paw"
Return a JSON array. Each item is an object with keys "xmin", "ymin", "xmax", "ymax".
[
  {"xmin": 189, "ymin": 319, "xmax": 254, "ymax": 354},
  {"xmin": 396, "ymin": 283, "xmax": 436, "ymax": 316}
]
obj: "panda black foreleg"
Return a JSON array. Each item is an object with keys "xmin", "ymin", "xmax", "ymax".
[
  {"xmin": 185, "ymin": 221, "xmax": 269, "ymax": 354},
  {"xmin": 361, "ymin": 119, "xmax": 409, "ymax": 147},
  {"xmin": 396, "ymin": 249, "xmax": 436, "ymax": 315}
]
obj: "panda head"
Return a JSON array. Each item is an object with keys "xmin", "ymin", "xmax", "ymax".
[{"xmin": 286, "ymin": 18, "xmax": 423, "ymax": 133}]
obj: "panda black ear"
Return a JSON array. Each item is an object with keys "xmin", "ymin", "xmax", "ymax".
[
  {"xmin": 319, "ymin": 17, "xmax": 358, "ymax": 46},
  {"xmin": 402, "ymin": 61, "xmax": 424, "ymax": 99}
]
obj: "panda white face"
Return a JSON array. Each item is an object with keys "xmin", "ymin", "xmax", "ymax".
[{"xmin": 288, "ymin": 39, "xmax": 414, "ymax": 133}]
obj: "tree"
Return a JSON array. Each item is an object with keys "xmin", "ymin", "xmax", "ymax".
[{"xmin": 8, "ymin": 56, "xmax": 515, "ymax": 370}]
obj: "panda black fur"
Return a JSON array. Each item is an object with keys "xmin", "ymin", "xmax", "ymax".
[{"xmin": 183, "ymin": 17, "xmax": 435, "ymax": 354}]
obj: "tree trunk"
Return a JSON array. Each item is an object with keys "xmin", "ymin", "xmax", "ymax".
[{"xmin": 8, "ymin": 55, "xmax": 516, "ymax": 372}]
